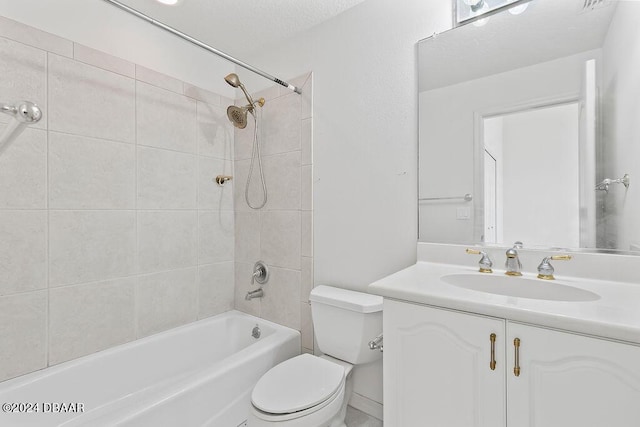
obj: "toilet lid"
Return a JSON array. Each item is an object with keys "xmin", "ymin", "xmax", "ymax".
[{"xmin": 251, "ymin": 354, "xmax": 345, "ymax": 414}]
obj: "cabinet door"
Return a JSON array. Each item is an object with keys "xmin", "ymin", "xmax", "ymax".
[
  {"xmin": 507, "ymin": 322, "xmax": 640, "ymax": 427},
  {"xmin": 384, "ymin": 300, "xmax": 505, "ymax": 427}
]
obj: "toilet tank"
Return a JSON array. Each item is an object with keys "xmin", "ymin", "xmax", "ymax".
[{"xmin": 309, "ymin": 285, "xmax": 383, "ymax": 365}]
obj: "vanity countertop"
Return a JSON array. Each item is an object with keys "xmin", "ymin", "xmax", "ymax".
[{"xmin": 369, "ymin": 262, "xmax": 640, "ymax": 345}]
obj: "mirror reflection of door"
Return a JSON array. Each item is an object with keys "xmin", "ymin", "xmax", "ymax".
[
  {"xmin": 483, "ymin": 150, "xmax": 497, "ymax": 244},
  {"xmin": 482, "ymin": 103, "xmax": 580, "ymax": 248}
]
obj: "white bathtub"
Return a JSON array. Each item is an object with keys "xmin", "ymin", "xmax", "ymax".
[{"xmin": 0, "ymin": 310, "xmax": 300, "ymax": 427}]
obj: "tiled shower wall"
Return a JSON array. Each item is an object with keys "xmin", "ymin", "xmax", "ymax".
[
  {"xmin": 0, "ymin": 17, "xmax": 235, "ymax": 382},
  {"xmin": 233, "ymin": 74, "xmax": 314, "ymax": 353}
]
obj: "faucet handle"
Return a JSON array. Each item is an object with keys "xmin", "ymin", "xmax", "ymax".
[
  {"xmin": 466, "ymin": 248, "xmax": 493, "ymax": 273},
  {"xmin": 537, "ymin": 255, "xmax": 572, "ymax": 280},
  {"xmin": 252, "ymin": 261, "xmax": 269, "ymax": 285}
]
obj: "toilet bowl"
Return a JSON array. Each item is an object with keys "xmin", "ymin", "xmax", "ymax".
[
  {"xmin": 247, "ymin": 286, "xmax": 383, "ymax": 427},
  {"xmin": 248, "ymin": 354, "xmax": 352, "ymax": 427}
]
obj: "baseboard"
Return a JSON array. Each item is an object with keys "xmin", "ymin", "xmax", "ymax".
[{"xmin": 348, "ymin": 392, "xmax": 383, "ymax": 421}]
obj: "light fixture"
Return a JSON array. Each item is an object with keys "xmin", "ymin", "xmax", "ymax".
[
  {"xmin": 463, "ymin": 0, "xmax": 485, "ymax": 11},
  {"xmin": 156, "ymin": 0, "xmax": 181, "ymax": 5},
  {"xmin": 455, "ymin": 0, "xmax": 530, "ymax": 26},
  {"xmin": 472, "ymin": 2, "xmax": 491, "ymax": 26}
]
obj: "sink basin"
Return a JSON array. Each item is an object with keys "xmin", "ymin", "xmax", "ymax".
[{"xmin": 441, "ymin": 273, "xmax": 600, "ymax": 302}]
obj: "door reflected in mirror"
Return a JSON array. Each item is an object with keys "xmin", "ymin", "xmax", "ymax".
[{"xmin": 418, "ymin": 0, "xmax": 639, "ymax": 253}]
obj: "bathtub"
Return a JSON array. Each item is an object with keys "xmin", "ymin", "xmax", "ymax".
[{"xmin": 0, "ymin": 310, "xmax": 300, "ymax": 427}]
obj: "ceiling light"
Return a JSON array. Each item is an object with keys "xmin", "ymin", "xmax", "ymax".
[{"xmin": 156, "ymin": 0, "xmax": 181, "ymax": 5}]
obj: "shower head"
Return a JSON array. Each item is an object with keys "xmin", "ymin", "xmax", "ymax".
[
  {"xmin": 227, "ymin": 105, "xmax": 250, "ymax": 129},
  {"xmin": 223, "ymin": 73, "xmax": 265, "ymax": 111},
  {"xmin": 1, "ymin": 101, "xmax": 42, "ymax": 123},
  {"xmin": 224, "ymin": 73, "xmax": 241, "ymax": 88}
]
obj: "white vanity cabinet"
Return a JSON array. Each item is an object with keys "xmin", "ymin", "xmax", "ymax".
[
  {"xmin": 384, "ymin": 299, "xmax": 640, "ymax": 427},
  {"xmin": 383, "ymin": 299, "xmax": 506, "ymax": 427},
  {"xmin": 506, "ymin": 322, "xmax": 640, "ymax": 427}
]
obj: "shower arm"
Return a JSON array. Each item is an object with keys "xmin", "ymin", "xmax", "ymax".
[
  {"xmin": 1, "ymin": 103, "xmax": 18, "ymax": 116},
  {"xmin": 100, "ymin": 0, "xmax": 302, "ymax": 95},
  {"xmin": 238, "ymin": 83, "xmax": 258, "ymax": 110}
]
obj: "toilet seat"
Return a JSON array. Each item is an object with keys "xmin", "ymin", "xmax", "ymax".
[
  {"xmin": 251, "ymin": 379, "xmax": 345, "ymax": 423},
  {"xmin": 251, "ymin": 354, "xmax": 345, "ymax": 415}
]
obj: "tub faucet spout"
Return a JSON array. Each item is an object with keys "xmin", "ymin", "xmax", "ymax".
[{"xmin": 245, "ymin": 288, "xmax": 264, "ymax": 300}]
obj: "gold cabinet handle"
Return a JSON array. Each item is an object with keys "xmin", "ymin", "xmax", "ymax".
[
  {"xmin": 513, "ymin": 338, "xmax": 521, "ymax": 377},
  {"xmin": 489, "ymin": 333, "xmax": 497, "ymax": 371}
]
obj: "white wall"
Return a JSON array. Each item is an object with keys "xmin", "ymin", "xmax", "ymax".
[
  {"xmin": 0, "ymin": 0, "xmax": 234, "ymax": 96},
  {"xmin": 601, "ymin": 1, "xmax": 640, "ymax": 251}
]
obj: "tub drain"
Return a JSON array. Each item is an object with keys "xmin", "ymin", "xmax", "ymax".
[{"xmin": 252, "ymin": 325, "xmax": 261, "ymax": 339}]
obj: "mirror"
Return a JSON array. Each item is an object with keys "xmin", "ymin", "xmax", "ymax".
[{"xmin": 418, "ymin": 0, "xmax": 640, "ymax": 253}]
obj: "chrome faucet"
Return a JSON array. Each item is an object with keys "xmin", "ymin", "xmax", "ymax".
[
  {"xmin": 245, "ymin": 288, "xmax": 264, "ymax": 300},
  {"xmin": 505, "ymin": 242, "xmax": 523, "ymax": 276},
  {"xmin": 466, "ymin": 248, "xmax": 493, "ymax": 273},
  {"xmin": 537, "ymin": 254, "xmax": 572, "ymax": 280}
]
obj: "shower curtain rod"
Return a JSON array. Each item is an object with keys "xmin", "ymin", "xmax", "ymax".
[{"xmin": 100, "ymin": 0, "xmax": 302, "ymax": 94}]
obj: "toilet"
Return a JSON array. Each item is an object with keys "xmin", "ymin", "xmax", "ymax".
[{"xmin": 247, "ymin": 285, "xmax": 383, "ymax": 427}]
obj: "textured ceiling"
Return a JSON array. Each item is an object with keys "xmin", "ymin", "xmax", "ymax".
[
  {"xmin": 418, "ymin": 0, "xmax": 618, "ymax": 91},
  {"xmin": 116, "ymin": 0, "xmax": 369, "ymax": 57}
]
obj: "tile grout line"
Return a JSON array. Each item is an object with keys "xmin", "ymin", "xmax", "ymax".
[
  {"xmin": 134, "ymin": 78, "xmax": 140, "ymax": 340},
  {"xmin": 196, "ymin": 99, "xmax": 201, "ymax": 321},
  {"xmin": 45, "ymin": 50, "xmax": 51, "ymax": 369}
]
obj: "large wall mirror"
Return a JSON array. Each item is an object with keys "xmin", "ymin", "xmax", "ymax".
[{"xmin": 418, "ymin": 0, "xmax": 640, "ymax": 253}]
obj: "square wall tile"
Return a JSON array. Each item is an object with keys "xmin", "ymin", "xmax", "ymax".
[
  {"xmin": 302, "ymin": 165, "xmax": 312, "ymax": 211},
  {"xmin": 263, "ymin": 152, "xmax": 301, "ymax": 210},
  {"xmin": 138, "ymin": 211, "xmax": 197, "ymax": 273},
  {"xmin": 0, "ymin": 291, "xmax": 47, "ymax": 382},
  {"xmin": 233, "ymin": 159, "xmax": 269, "ymax": 212},
  {"xmin": 136, "ymin": 81, "xmax": 197, "ymax": 154},
  {"xmin": 49, "ymin": 277, "xmax": 136, "ymax": 365},
  {"xmin": 137, "ymin": 146, "xmax": 197, "ymax": 210},
  {"xmin": 186, "ymin": 85, "xmax": 222, "ymax": 105},
  {"xmin": 49, "ymin": 210, "xmax": 136, "ymax": 286},
  {"xmin": 0, "ymin": 127, "xmax": 46, "ymax": 209},
  {"xmin": 301, "ymin": 256, "xmax": 313, "ymax": 303},
  {"xmin": 0, "ymin": 16, "xmax": 73, "ymax": 57},
  {"xmin": 301, "ymin": 73, "xmax": 313, "ymax": 120},
  {"xmin": 302, "ymin": 211, "xmax": 313, "ymax": 257},
  {"xmin": 301, "ymin": 302, "xmax": 314, "ymax": 350},
  {"xmin": 198, "ymin": 262, "xmax": 234, "ymax": 319},
  {"xmin": 197, "ymin": 101, "xmax": 233, "ymax": 159},
  {"xmin": 234, "ymin": 261, "xmax": 261, "ymax": 317},
  {"xmin": 301, "ymin": 118, "xmax": 312, "ymax": 166},
  {"xmin": 261, "ymin": 266, "xmax": 301, "ymax": 330},
  {"xmin": 234, "ymin": 211, "xmax": 261, "ymax": 263},
  {"xmin": 48, "ymin": 54, "xmax": 135, "ymax": 143},
  {"xmin": 262, "ymin": 93, "xmax": 301, "ymax": 156},
  {"xmin": 261, "ymin": 211, "xmax": 301, "ymax": 270},
  {"xmin": 73, "ymin": 43, "xmax": 135, "ymax": 77},
  {"xmin": 0, "ymin": 211, "xmax": 47, "ymax": 296},
  {"xmin": 137, "ymin": 267, "xmax": 198, "ymax": 337},
  {"xmin": 199, "ymin": 211, "xmax": 234, "ymax": 264},
  {"xmin": 0, "ymin": 37, "xmax": 46, "ymax": 129},
  {"xmin": 49, "ymin": 132, "xmax": 136, "ymax": 209},
  {"xmin": 136, "ymin": 65, "xmax": 183, "ymax": 93},
  {"xmin": 198, "ymin": 157, "xmax": 234, "ymax": 210}
]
